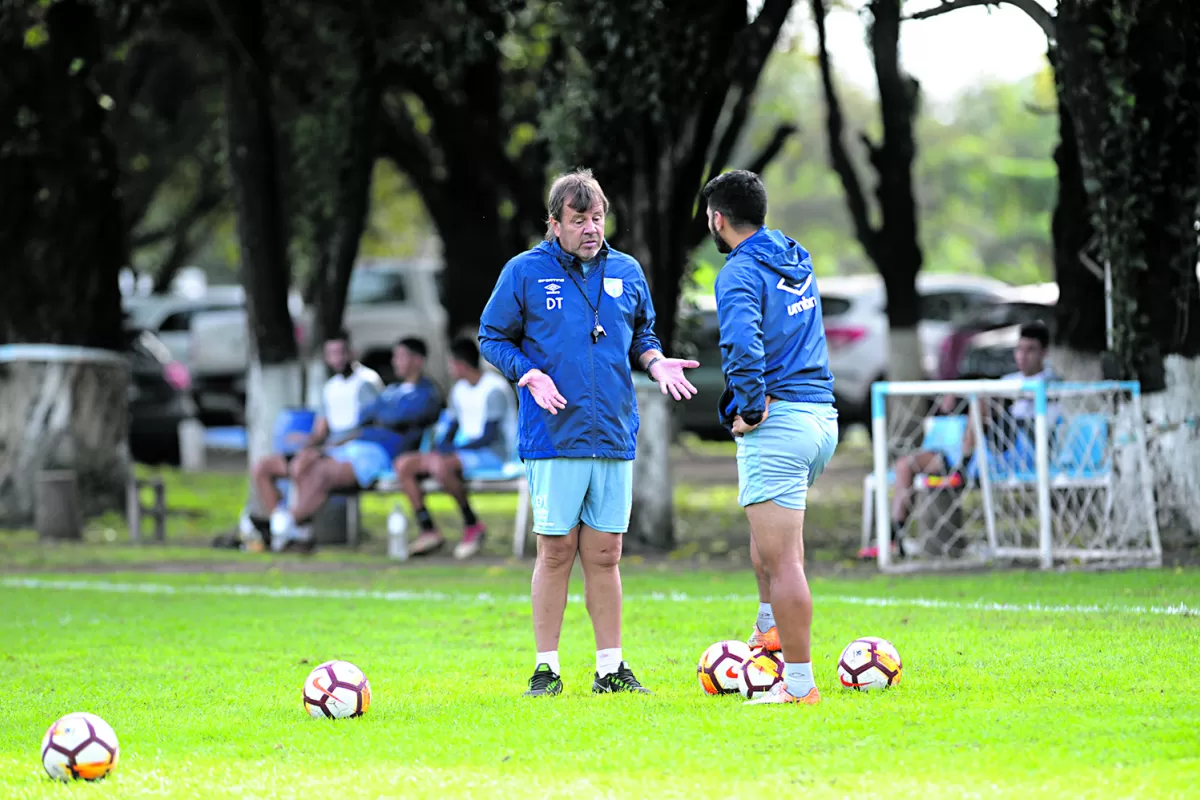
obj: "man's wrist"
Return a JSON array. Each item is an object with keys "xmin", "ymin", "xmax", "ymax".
[{"xmin": 645, "ymin": 356, "xmax": 663, "ymax": 380}]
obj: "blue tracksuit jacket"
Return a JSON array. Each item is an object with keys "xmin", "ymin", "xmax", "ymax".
[
  {"xmin": 715, "ymin": 227, "xmax": 835, "ymax": 428},
  {"xmin": 478, "ymin": 239, "xmax": 662, "ymax": 460}
]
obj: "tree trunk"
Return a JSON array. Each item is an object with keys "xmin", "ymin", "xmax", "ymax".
[
  {"xmin": 1056, "ymin": 0, "xmax": 1200, "ymax": 545},
  {"xmin": 872, "ymin": 0, "xmax": 924, "ymax": 380},
  {"xmin": 220, "ymin": 0, "xmax": 300, "ymax": 471},
  {"xmin": 1049, "ymin": 93, "xmax": 1104, "ymax": 353},
  {"xmin": 0, "ymin": 350, "xmax": 130, "ymax": 528},
  {"xmin": 304, "ymin": 18, "xmax": 381, "ymax": 360},
  {"xmin": 0, "ymin": 1, "xmax": 132, "ymax": 524}
]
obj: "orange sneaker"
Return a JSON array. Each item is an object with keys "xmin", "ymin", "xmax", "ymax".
[
  {"xmin": 744, "ymin": 683, "xmax": 821, "ymax": 706},
  {"xmin": 747, "ymin": 625, "xmax": 781, "ymax": 652}
]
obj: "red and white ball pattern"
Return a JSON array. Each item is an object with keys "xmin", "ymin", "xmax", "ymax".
[
  {"xmin": 41, "ymin": 712, "xmax": 119, "ymax": 782},
  {"xmin": 697, "ymin": 640, "xmax": 754, "ymax": 695},
  {"xmin": 837, "ymin": 636, "xmax": 903, "ymax": 691},
  {"xmin": 302, "ymin": 660, "xmax": 372, "ymax": 719}
]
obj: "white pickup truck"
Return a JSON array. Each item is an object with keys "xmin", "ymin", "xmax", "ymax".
[{"xmin": 187, "ymin": 259, "xmax": 449, "ymax": 422}]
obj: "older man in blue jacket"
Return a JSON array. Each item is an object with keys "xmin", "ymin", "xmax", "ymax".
[
  {"xmin": 703, "ymin": 169, "xmax": 839, "ymax": 706},
  {"xmin": 480, "ymin": 168, "xmax": 699, "ymax": 697}
]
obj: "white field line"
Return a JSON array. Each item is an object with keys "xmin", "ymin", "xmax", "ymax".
[{"xmin": 1, "ymin": 577, "xmax": 1195, "ymax": 617}]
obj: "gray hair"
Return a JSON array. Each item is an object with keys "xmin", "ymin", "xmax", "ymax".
[{"xmin": 545, "ymin": 168, "xmax": 610, "ymax": 241}]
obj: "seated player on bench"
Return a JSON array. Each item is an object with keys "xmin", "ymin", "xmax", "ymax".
[
  {"xmin": 394, "ymin": 336, "xmax": 518, "ymax": 560},
  {"xmin": 860, "ymin": 320, "xmax": 1058, "ymax": 559},
  {"xmin": 244, "ymin": 329, "xmax": 382, "ymax": 545},
  {"xmin": 269, "ymin": 337, "xmax": 443, "ymax": 552}
]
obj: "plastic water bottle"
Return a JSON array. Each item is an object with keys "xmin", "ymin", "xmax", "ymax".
[{"xmin": 387, "ymin": 505, "xmax": 409, "ymax": 561}]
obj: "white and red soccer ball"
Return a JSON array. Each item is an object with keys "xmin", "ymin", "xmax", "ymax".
[
  {"xmin": 738, "ymin": 649, "xmax": 784, "ymax": 699},
  {"xmin": 302, "ymin": 660, "xmax": 372, "ymax": 719},
  {"xmin": 838, "ymin": 636, "xmax": 902, "ymax": 691},
  {"xmin": 41, "ymin": 712, "xmax": 119, "ymax": 782},
  {"xmin": 697, "ymin": 640, "xmax": 754, "ymax": 695}
]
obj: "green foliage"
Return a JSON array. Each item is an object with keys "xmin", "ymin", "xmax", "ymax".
[{"xmin": 685, "ymin": 48, "xmax": 1059, "ymax": 299}]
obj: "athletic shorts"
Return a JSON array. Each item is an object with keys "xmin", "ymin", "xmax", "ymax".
[
  {"xmin": 525, "ymin": 458, "xmax": 633, "ymax": 535},
  {"xmin": 736, "ymin": 401, "xmax": 839, "ymax": 510},
  {"xmin": 326, "ymin": 441, "xmax": 393, "ymax": 489},
  {"xmin": 455, "ymin": 449, "xmax": 506, "ymax": 477}
]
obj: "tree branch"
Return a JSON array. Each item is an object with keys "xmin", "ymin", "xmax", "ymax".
[
  {"xmin": 907, "ymin": 0, "xmax": 1056, "ymax": 43},
  {"xmin": 376, "ymin": 96, "xmax": 448, "ymax": 223},
  {"xmin": 811, "ymin": 0, "xmax": 878, "ymax": 258},
  {"xmin": 745, "ymin": 122, "xmax": 798, "ymax": 176},
  {"xmin": 688, "ymin": 121, "xmax": 797, "ymax": 245}
]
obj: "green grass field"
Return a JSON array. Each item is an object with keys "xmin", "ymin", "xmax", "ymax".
[{"xmin": 2, "ymin": 560, "xmax": 1198, "ymax": 798}]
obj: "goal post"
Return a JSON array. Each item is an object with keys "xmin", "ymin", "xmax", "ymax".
[{"xmin": 867, "ymin": 379, "xmax": 1161, "ymax": 573}]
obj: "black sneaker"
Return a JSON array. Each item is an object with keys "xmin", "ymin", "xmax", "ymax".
[
  {"xmin": 523, "ymin": 663, "xmax": 563, "ymax": 696},
  {"xmin": 592, "ymin": 662, "xmax": 652, "ymax": 694}
]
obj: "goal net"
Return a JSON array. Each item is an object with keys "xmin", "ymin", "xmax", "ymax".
[{"xmin": 865, "ymin": 379, "xmax": 1161, "ymax": 573}]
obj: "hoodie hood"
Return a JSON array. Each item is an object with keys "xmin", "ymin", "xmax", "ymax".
[{"xmin": 728, "ymin": 227, "xmax": 812, "ymax": 285}]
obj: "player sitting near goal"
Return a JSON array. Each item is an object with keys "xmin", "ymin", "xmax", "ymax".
[
  {"xmin": 861, "ymin": 319, "xmax": 1059, "ymax": 559},
  {"xmin": 247, "ymin": 329, "xmax": 383, "ymax": 543},
  {"xmin": 392, "ymin": 337, "xmax": 518, "ymax": 559},
  {"xmin": 268, "ymin": 337, "xmax": 443, "ymax": 552}
]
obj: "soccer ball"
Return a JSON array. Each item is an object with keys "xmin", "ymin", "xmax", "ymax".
[
  {"xmin": 40, "ymin": 712, "xmax": 119, "ymax": 782},
  {"xmin": 303, "ymin": 660, "xmax": 372, "ymax": 719},
  {"xmin": 697, "ymin": 640, "xmax": 754, "ymax": 695},
  {"xmin": 837, "ymin": 636, "xmax": 902, "ymax": 691},
  {"xmin": 738, "ymin": 649, "xmax": 784, "ymax": 699}
]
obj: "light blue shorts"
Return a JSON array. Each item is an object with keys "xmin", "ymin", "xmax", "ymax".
[
  {"xmin": 327, "ymin": 441, "xmax": 393, "ymax": 489},
  {"xmin": 455, "ymin": 449, "xmax": 506, "ymax": 477},
  {"xmin": 736, "ymin": 402, "xmax": 839, "ymax": 510},
  {"xmin": 525, "ymin": 458, "xmax": 634, "ymax": 535}
]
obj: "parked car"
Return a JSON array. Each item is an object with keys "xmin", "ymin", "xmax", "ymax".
[
  {"xmin": 121, "ymin": 287, "xmax": 244, "ymax": 366},
  {"xmin": 812, "ymin": 273, "xmax": 1012, "ymax": 431},
  {"xmin": 956, "ymin": 285, "xmax": 1060, "ymax": 379},
  {"xmin": 185, "ymin": 260, "xmax": 449, "ymax": 422},
  {"xmin": 124, "ymin": 327, "xmax": 198, "ymax": 465},
  {"xmin": 937, "ymin": 282, "xmax": 1058, "ymax": 380},
  {"xmin": 672, "ymin": 273, "xmax": 1012, "ymax": 438},
  {"xmin": 327, "ymin": 258, "xmax": 449, "ymax": 388}
]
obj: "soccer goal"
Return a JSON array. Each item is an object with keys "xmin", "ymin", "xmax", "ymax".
[{"xmin": 863, "ymin": 379, "xmax": 1161, "ymax": 573}]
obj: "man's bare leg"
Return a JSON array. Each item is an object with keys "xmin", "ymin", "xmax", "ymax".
[
  {"xmin": 531, "ymin": 528, "xmax": 578, "ymax": 654},
  {"xmin": 398, "ymin": 453, "xmax": 444, "ymax": 554},
  {"xmin": 746, "ymin": 500, "xmax": 819, "ymax": 703},
  {"xmin": 251, "ymin": 454, "xmax": 289, "ymax": 517},
  {"xmin": 291, "ymin": 459, "xmax": 357, "ymax": 523},
  {"xmin": 578, "ymin": 525, "xmax": 622, "ymax": 652},
  {"xmin": 748, "ymin": 535, "xmax": 779, "ymax": 650},
  {"xmin": 890, "ymin": 450, "xmax": 945, "ymax": 524}
]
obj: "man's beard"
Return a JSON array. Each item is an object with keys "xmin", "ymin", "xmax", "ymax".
[{"xmin": 710, "ymin": 224, "xmax": 731, "ymax": 254}]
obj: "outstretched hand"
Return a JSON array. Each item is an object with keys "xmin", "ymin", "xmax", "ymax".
[
  {"xmin": 649, "ymin": 358, "xmax": 701, "ymax": 401},
  {"xmin": 518, "ymin": 368, "xmax": 568, "ymax": 415}
]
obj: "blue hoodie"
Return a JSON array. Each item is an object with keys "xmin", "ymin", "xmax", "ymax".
[
  {"xmin": 478, "ymin": 239, "xmax": 662, "ymax": 460},
  {"xmin": 715, "ymin": 227, "xmax": 835, "ymax": 427}
]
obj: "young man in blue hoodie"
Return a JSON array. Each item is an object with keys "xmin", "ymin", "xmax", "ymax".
[
  {"xmin": 479, "ymin": 168, "xmax": 699, "ymax": 697},
  {"xmin": 702, "ymin": 169, "xmax": 839, "ymax": 706}
]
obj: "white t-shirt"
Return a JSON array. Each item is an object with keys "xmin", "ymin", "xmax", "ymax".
[
  {"xmin": 448, "ymin": 371, "xmax": 517, "ymax": 461},
  {"xmin": 1002, "ymin": 367, "xmax": 1058, "ymax": 420},
  {"xmin": 321, "ymin": 363, "xmax": 384, "ymax": 434}
]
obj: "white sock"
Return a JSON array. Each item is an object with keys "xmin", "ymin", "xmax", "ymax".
[
  {"xmin": 756, "ymin": 602, "xmax": 776, "ymax": 632},
  {"xmin": 536, "ymin": 651, "xmax": 560, "ymax": 675},
  {"xmin": 783, "ymin": 661, "xmax": 815, "ymax": 697},
  {"xmin": 596, "ymin": 647, "xmax": 622, "ymax": 677}
]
